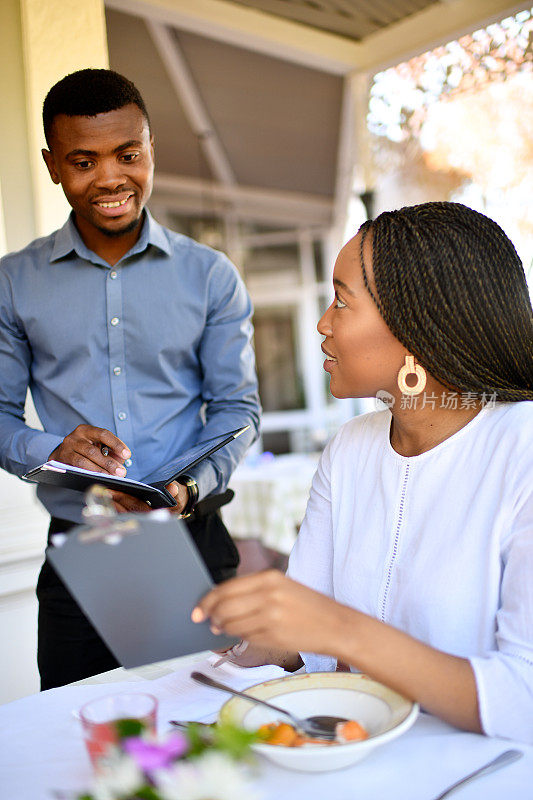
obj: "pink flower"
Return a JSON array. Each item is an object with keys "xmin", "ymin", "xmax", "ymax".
[{"xmin": 123, "ymin": 733, "xmax": 188, "ymax": 773}]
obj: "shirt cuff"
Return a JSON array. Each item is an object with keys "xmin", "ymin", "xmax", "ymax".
[
  {"xmin": 25, "ymin": 432, "xmax": 64, "ymax": 471},
  {"xmin": 186, "ymin": 459, "xmax": 220, "ymax": 502},
  {"xmin": 469, "ymin": 653, "xmax": 533, "ymax": 744},
  {"xmin": 300, "ymin": 652, "xmax": 337, "ymax": 673}
]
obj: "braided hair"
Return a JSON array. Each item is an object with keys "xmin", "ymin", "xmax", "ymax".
[{"xmin": 359, "ymin": 202, "xmax": 533, "ymax": 401}]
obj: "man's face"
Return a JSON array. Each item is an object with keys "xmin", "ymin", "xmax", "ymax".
[{"xmin": 42, "ymin": 104, "xmax": 154, "ymax": 238}]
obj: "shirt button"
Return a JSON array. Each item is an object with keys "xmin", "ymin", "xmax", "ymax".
[
  {"xmin": 110, "ymin": 317, "xmax": 120, "ymax": 326},
  {"xmin": 113, "ymin": 366, "xmax": 122, "ymax": 376},
  {"xmin": 124, "ymin": 458, "xmax": 132, "ymax": 468},
  {"xmin": 109, "ymin": 270, "xmax": 118, "ymax": 279},
  {"xmin": 118, "ymin": 411, "xmax": 127, "ymax": 421}
]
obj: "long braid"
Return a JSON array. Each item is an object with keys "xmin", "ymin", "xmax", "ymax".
[{"xmin": 360, "ymin": 202, "xmax": 533, "ymax": 401}]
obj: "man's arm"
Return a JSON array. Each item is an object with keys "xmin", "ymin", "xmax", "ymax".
[
  {"xmin": 0, "ymin": 270, "xmax": 63, "ymax": 476},
  {"xmin": 184, "ymin": 253, "xmax": 261, "ymax": 500},
  {"xmin": 0, "ymin": 268, "xmax": 136, "ymax": 482}
]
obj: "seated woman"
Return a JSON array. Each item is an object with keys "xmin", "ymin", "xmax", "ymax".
[{"xmin": 193, "ymin": 202, "xmax": 533, "ymax": 744}]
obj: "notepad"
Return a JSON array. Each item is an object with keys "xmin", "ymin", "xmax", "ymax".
[
  {"xmin": 23, "ymin": 426, "xmax": 249, "ymax": 508},
  {"xmin": 47, "ymin": 514, "xmax": 237, "ymax": 667}
]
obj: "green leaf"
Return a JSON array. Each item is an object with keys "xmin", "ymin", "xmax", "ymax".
[
  {"xmin": 132, "ymin": 786, "xmax": 161, "ymax": 800},
  {"xmin": 211, "ymin": 722, "xmax": 261, "ymax": 760},
  {"xmin": 183, "ymin": 722, "xmax": 215, "ymax": 758},
  {"xmin": 114, "ymin": 717, "xmax": 146, "ymax": 739}
]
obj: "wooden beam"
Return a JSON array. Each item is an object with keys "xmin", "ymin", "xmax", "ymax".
[
  {"xmin": 145, "ymin": 19, "xmax": 236, "ymax": 185},
  {"xmin": 105, "ymin": 0, "xmax": 362, "ymax": 74},
  {"xmin": 151, "ymin": 173, "xmax": 333, "ymax": 227},
  {"xmin": 242, "ymin": 228, "xmax": 327, "ymax": 247},
  {"xmin": 355, "ymin": 0, "xmax": 530, "ymax": 71}
]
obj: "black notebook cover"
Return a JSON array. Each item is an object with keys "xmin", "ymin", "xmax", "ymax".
[{"xmin": 23, "ymin": 426, "xmax": 249, "ymax": 508}]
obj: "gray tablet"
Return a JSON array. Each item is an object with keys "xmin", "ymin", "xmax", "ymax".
[{"xmin": 48, "ymin": 515, "xmax": 237, "ymax": 668}]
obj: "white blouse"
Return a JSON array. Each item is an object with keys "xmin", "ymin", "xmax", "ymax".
[{"xmin": 287, "ymin": 402, "xmax": 533, "ymax": 743}]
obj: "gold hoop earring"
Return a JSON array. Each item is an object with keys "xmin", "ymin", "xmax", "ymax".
[{"xmin": 397, "ymin": 355, "xmax": 427, "ymax": 396}]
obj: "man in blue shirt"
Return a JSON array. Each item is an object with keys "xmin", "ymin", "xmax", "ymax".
[{"xmin": 0, "ymin": 69, "xmax": 260, "ymax": 689}]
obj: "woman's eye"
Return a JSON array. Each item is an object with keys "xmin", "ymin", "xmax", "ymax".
[{"xmin": 334, "ymin": 294, "xmax": 347, "ymax": 309}]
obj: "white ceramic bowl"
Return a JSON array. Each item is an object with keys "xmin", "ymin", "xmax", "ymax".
[{"xmin": 219, "ymin": 672, "xmax": 418, "ymax": 772}]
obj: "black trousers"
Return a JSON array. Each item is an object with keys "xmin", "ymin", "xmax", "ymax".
[{"xmin": 36, "ymin": 512, "xmax": 239, "ymax": 690}]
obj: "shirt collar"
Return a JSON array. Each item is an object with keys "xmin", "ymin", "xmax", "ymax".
[
  {"xmin": 49, "ymin": 209, "xmax": 172, "ymax": 266},
  {"xmin": 141, "ymin": 209, "xmax": 172, "ymax": 257}
]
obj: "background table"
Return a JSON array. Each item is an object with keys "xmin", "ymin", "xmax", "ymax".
[
  {"xmin": 1, "ymin": 652, "xmax": 531, "ymax": 800},
  {"xmin": 222, "ymin": 453, "xmax": 319, "ymax": 555}
]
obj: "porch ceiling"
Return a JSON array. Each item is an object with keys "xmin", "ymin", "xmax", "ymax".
[{"xmin": 104, "ymin": 0, "xmax": 526, "ymax": 228}]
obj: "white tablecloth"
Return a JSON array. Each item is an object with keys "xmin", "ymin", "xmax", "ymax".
[
  {"xmin": 222, "ymin": 454, "xmax": 319, "ymax": 554},
  {"xmin": 0, "ymin": 653, "xmax": 531, "ymax": 800}
]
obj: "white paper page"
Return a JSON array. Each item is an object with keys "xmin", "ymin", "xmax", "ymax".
[
  {"xmin": 42, "ymin": 460, "xmax": 150, "ymax": 487},
  {"xmin": 149, "ymin": 653, "xmax": 289, "ymax": 731}
]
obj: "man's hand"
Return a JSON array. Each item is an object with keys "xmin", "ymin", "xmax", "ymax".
[
  {"xmin": 49, "ymin": 425, "xmax": 131, "ymax": 476},
  {"xmin": 108, "ymin": 491, "xmax": 152, "ymax": 514},
  {"xmin": 165, "ymin": 481, "xmax": 189, "ymax": 515},
  {"xmin": 109, "ymin": 480, "xmax": 189, "ymax": 515}
]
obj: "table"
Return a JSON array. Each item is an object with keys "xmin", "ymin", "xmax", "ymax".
[
  {"xmin": 222, "ymin": 453, "xmax": 319, "ymax": 555},
  {"xmin": 0, "ymin": 652, "xmax": 531, "ymax": 800}
]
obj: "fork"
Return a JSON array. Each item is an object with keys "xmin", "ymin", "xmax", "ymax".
[{"xmin": 431, "ymin": 749, "xmax": 523, "ymax": 799}]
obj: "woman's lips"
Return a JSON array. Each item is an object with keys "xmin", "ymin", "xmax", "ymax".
[{"xmin": 322, "ymin": 346, "xmax": 338, "ymax": 371}]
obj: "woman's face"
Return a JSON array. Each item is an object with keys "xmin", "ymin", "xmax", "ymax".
[{"xmin": 318, "ymin": 229, "xmax": 408, "ymax": 400}]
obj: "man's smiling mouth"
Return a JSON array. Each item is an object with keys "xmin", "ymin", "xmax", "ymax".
[
  {"xmin": 97, "ymin": 198, "xmax": 129, "ymax": 208},
  {"xmin": 93, "ymin": 193, "xmax": 134, "ymax": 209}
]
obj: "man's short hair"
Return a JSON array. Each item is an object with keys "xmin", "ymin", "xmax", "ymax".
[{"xmin": 43, "ymin": 68, "xmax": 151, "ymax": 147}]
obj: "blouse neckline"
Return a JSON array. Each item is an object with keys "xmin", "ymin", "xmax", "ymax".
[{"xmin": 384, "ymin": 402, "xmax": 501, "ymax": 463}]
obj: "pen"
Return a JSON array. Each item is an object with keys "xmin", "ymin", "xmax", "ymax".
[{"xmin": 212, "ymin": 639, "xmax": 249, "ymax": 667}]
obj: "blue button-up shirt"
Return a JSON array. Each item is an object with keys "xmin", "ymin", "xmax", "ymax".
[{"xmin": 0, "ymin": 211, "xmax": 260, "ymax": 522}]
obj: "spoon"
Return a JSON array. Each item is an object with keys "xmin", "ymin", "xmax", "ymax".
[
  {"xmin": 432, "ymin": 749, "xmax": 523, "ymax": 800},
  {"xmin": 191, "ymin": 671, "xmax": 347, "ymax": 739},
  {"xmin": 169, "ymin": 720, "xmax": 213, "ymax": 731},
  {"xmin": 169, "ymin": 716, "xmax": 347, "ymax": 733}
]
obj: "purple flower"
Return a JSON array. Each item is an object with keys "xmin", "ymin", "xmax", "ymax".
[{"xmin": 123, "ymin": 733, "xmax": 188, "ymax": 773}]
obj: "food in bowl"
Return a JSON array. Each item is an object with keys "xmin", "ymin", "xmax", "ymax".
[
  {"xmin": 219, "ymin": 672, "xmax": 419, "ymax": 772},
  {"xmin": 257, "ymin": 719, "xmax": 368, "ymax": 746}
]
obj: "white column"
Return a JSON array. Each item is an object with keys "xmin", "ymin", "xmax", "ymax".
[
  {"xmin": 297, "ymin": 230, "xmax": 325, "ymax": 430},
  {"xmin": 0, "ymin": 0, "xmax": 36, "ymax": 254},
  {"xmin": 333, "ymin": 70, "xmax": 373, "ymax": 252},
  {"xmin": 20, "ymin": 0, "xmax": 109, "ymax": 237},
  {"xmin": 0, "ymin": 0, "xmax": 109, "ymax": 704}
]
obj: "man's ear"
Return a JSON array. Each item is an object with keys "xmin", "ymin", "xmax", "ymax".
[
  {"xmin": 42, "ymin": 149, "xmax": 61, "ymax": 184},
  {"xmin": 149, "ymin": 134, "xmax": 155, "ymax": 159}
]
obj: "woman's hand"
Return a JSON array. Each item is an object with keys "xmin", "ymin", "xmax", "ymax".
[
  {"xmin": 194, "ymin": 570, "xmax": 482, "ymax": 733},
  {"xmin": 193, "ymin": 570, "xmax": 349, "ymax": 658}
]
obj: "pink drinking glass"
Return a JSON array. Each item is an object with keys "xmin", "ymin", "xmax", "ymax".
[{"xmin": 79, "ymin": 692, "xmax": 157, "ymax": 769}]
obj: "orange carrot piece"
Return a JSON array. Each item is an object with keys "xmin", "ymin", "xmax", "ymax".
[
  {"xmin": 256, "ymin": 723, "xmax": 275, "ymax": 742},
  {"xmin": 336, "ymin": 719, "xmax": 368, "ymax": 741},
  {"xmin": 265, "ymin": 722, "xmax": 299, "ymax": 746}
]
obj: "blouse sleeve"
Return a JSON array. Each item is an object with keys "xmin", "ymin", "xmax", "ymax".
[
  {"xmin": 287, "ymin": 436, "xmax": 337, "ymax": 673},
  {"xmin": 469, "ymin": 479, "xmax": 533, "ymax": 743}
]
